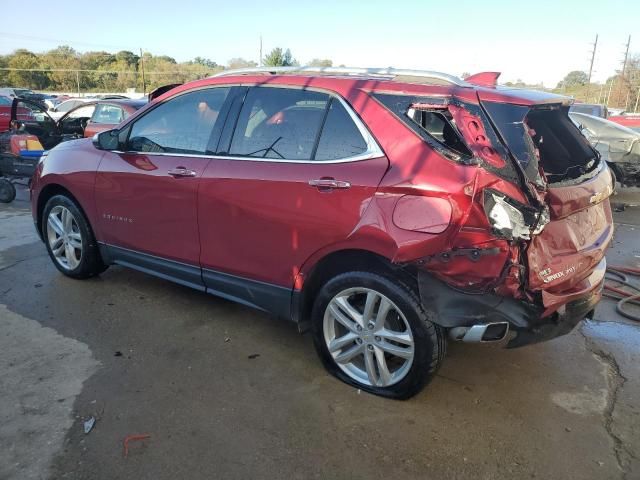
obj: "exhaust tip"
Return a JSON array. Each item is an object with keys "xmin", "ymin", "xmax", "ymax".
[{"xmin": 449, "ymin": 322, "xmax": 510, "ymax": 343}]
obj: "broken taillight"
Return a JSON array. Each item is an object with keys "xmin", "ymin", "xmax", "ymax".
[{"xmin": 483, "ymin": 189, "xmax": 549, "ymax": 241}]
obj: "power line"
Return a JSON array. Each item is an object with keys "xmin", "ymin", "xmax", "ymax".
[
  {"xmin": 0, "ymin": 32, "xmax": 134, "ymax": 51},
  {"xmin": 0, "ymin": 67, "xmax": 217, "ymax": 76}
]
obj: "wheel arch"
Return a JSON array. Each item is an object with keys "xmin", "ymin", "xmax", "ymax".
[
  {"xmin": 294, "ymin": 248, "xmax": 418, "ymax": 332},
  {"xmin": 36, "ymin": 184, "xmax": 89, "ymax": 239}
]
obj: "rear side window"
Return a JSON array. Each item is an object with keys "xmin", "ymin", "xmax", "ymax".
[
  {"xmin": 315, "ymin": 99, "xmax": 368, "ymax": 160},
  {"xmin": 127, "ymin": 87, "xmax": 230, "ymax": 155},
  {"xmin": 229, "ymin": 87, "xmax": 329, "ymax": 160},
  {"xmin": 92, "ymin": 104, "xmax": 124, "ymax": 124},
  {"xmin": 374, "ymin": 93, "xmax": 472, "ymax": 161},
  {"xmin": 408, "ymin": 109, "xmax": 471, "ymax": 157}
]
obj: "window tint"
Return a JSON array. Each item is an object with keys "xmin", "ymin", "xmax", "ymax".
[
  {"xmin": 58, "ymin": 100, "xmax": 82, "ymax": 112},
  {"xmin": 127, "ymin": 88, "xmax": 230, "ymax": 154},
  {"xmin": 315, "ymin": 99, "xmax": 368, "ymax": 160},
  {"xmin": 229, "ymin": 87, "xmax": 329, "ymax": 160},
  {"xmin": 92, "ymin": 104, "xmax": 124, "ymax": 124},
  {"xmin": 0, "ymin": 96, "xmax": 11, "ymax": 105}
]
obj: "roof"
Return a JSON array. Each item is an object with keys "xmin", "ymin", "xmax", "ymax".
[{"xmin": 152, "ymin": 66, "xmax": 570, "ymax": 108}]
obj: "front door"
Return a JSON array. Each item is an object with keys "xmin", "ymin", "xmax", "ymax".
[
  {"xmin": 94, "ymin": 86, "xmax": 232, "ymax": 287},
  {"xmin": 198, "ymin": 86, "xmax": 388, "ymax": 312}
]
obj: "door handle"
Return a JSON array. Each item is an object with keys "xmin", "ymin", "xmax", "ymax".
[
  {"xmin": 308, "ymin": 178, "xmax": 351, "ymax": 190},
  {"xmin": 168, "ymin": 167, "xmax": 197, "ymax": 177}
]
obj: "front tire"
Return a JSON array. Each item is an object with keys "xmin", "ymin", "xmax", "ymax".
[
  {"xmin": 42, "ymin": 194, "xmax": 107, "ymax": 279},
  {"xmin": 311, "ymin": 271, "xmax": 446, "ymax": 399}
]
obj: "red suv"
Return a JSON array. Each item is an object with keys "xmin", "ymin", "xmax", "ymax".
[{"xmin": 31, "ymin": 67, "xmax": 613, "ymax": 399}]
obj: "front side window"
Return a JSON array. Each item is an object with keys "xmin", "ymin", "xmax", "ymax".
[
  {"xmin": 92, "ymin": 104, "xmax": 124, "ymax": 124},
  {"xmin": 127, "ymin": 88, "xmax": 230, "ymax": 154},
  {"xmin": 229, "ymin": 87, "xmax": 329, "ymax": 160}
]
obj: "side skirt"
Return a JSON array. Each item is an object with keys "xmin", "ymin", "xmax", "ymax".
[{"xmin": 99, "ymin": 243, "xmax": 293, "ymax": 321}]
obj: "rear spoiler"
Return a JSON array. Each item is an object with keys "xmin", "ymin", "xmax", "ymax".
[
  {"xmin": 466, "ymin": 72, "xmax": 501, "ymax": 88},
  {"xmin": 148, "ymin": 84, "xmax": 182, "ymax": 102}
]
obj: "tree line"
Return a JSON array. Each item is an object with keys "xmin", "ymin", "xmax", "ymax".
[
  {"xmin": 0, "ymin": 45, "xmax": 334, "ymax": 93},
  {"xmin": 553, "ymin": 54, "xmax": 640, "ymax": 110}
]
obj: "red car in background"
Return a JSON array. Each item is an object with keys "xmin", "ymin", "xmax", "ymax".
[
  {"xmin": 30, "ymin": 67, "xmax": 613, "ymax": 398},
  {"xmin": 83, "ymin": 99, "xmax": 147, "ymax": 137},
  {"xmin": 608, "ymin": 114, "xmax": 640, "ymax": 132},
  {"xmin": 3, "ymin": 97, "xmax": 146, "ymax": 149},
  {"xmin": 0, "ymin": 95, "xmax": 37, "ymax": 132}
]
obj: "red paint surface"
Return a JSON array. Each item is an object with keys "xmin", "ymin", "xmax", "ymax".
[
  {"xmin": 31, "ymin": 73, "xmax": 613, "ymax": 322},
  {"xmin": 608, "ymin": 115, "xmax": 640, "ymax": 130}
]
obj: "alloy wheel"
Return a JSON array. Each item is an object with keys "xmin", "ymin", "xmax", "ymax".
[
  {"xmin": 47, "ymin": 206, "xmax": 83, "ymax": 270},
  {"xmin": 323, "ymin": 287, "xmax": 414, "ymax": 387}
]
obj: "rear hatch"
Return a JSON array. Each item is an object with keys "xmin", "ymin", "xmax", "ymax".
[{"xmin": 478, "ymin": 92, "xmax": 613, "ymax": 301}]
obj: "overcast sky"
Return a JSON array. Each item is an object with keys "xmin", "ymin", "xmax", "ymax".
[{"xmin": 1, "ymin": 0, "xmax": 637, "ymax": 87}]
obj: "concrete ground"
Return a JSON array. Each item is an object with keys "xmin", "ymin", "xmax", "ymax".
[{"xmin": 1, "ymin": 185, "xmax": 639, "ymax": 480}]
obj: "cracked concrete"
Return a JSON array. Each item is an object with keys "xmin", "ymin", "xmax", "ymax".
[
  {"xmin": 580, "ymin": 325, "xmax": 630, "ymax": 477},
  {"xmin": 0, "ymin": 185, "xmax": 639, "ymax": 480}
]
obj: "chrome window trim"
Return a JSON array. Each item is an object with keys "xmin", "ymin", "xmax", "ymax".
[
  {"xmin": 122, "ymin": 84, "xmax": 385, "ymax": 164},
  {"xmin": 111, "ymin": 150, "xmax": 383, "ymax": 164}
]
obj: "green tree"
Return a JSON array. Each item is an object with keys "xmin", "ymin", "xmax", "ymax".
[
  {"xmin": 115, "ymin": 50, "xmax": 139, "ymax": 67},
  {"xmin": 42, "ymin": 45, "xmax": 81, "ymax": 92},
  {"xmin": 7, "ymin": 49, "xmax": 48, "ymax": 89},
  {"xmin": 557, "ymin": 70, "xmax": 588, "ymax": 89},
  {"xmin": 0, "ymin": 55, "xmax": 8, "ymax": 86},
  {"xmin": 192, "ymin": 57, "xmax": 218, "ymax": 69},
  {"xmin": 307, "ymin": 58, "xmax": 332, "ymax": 67},
  {"xmin": 263, "ymin": 48, "xmax": 297, "ymax": 67},
  {"xmin": 227, "ymin": 57, "xmax": 257, "ymax": 69}
]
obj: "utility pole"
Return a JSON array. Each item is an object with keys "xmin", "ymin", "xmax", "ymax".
[
  {"xmin": 140, "ymin": 48, "xmax": 146, "ymax": 95},
  {"xmin": 586, "ymin": 34, "xmax": 598, "ymax": 102},
  {"xmin": 259, "ymin": 35, "xmax": 263, "ymax": 66},
  {"xmin": 606, "ymin": 77, "xmax": 615, "ymax": 106},
  {"xmin": 616, "ymin": 35, "xmax": 631, "ymax": 107},
  {"xmin": 76, "ymin": 70, "xmax": 80, "ymax": 97}
]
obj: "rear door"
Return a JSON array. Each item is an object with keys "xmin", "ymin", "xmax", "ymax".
[
  {"xmin": 94, "ymin": 87, "xmax": 233, "ymax": 287},
  {"xmin": 198, "ymin": 86, "xmax": 388, "ymax": 311}
]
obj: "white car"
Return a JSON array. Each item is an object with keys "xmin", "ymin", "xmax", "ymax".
[{"xmin": 47, "ymin": 98, "xmax": 94, "ymax": 120}]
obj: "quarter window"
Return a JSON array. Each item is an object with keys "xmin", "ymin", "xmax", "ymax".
[
  {"xmin": 229, "ymin": 87, "xmax": 329, "ymax": 160},
  {"xmin": 315, "ymin": 99, "xmax": 368, "ymax": 160},
  {"xmin": 127, "ymin": 88, "xmax": 230, "ymax": 155}
]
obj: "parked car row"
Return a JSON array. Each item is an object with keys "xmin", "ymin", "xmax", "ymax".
[
  {"xmin": 570, "ymin": 111, "xmax": 640, "ymax": 186},
  {"xmin": 0, "ymin": 97, "xmax": 146, "ymax": 147},
  {"xmin": 30, "ymin": 66, "xmax": 614, "ymax": 398},
  {"xmin": 570, "ymin": 102, "xmax": 640, "ymax": 132}
]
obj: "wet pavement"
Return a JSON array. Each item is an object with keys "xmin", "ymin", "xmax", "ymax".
[{"xmin": 1, "ymin": 185, "xmax": 639, "ymax": 480}]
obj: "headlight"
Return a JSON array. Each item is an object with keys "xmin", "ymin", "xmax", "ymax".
[{"xmin": 484, "ymin": 190, "xmax": 549, "ymax": 240}]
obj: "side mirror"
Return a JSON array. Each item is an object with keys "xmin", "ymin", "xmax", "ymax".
[{"xmin": 92, "ymin": 129, "xmax": 120, "ymax": 150}]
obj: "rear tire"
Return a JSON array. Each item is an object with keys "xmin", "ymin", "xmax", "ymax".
[
  {"xmin": 0, "ymin": 179, "xmax": 16, "ymax": 203},
  {"xmin": 311, "ymin": 271, "xmax": 446, "ymax": 399},
  {"xmin": 42, "ymin": 194, "xmax": 107, "ymax": 279}
]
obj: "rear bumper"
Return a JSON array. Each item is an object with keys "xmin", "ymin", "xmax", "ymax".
[{"xmin": 417, "ymin": 257, "xmax": 606, "ymax": 348}]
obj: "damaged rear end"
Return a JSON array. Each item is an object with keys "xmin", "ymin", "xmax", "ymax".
[{"xmin": 375, "ymin": 85, "xmax": 613, "ymax": 347}]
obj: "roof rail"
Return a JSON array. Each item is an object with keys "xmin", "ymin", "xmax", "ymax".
[{"xmin": 211, "ymin": 66, "xmax": 470, "ymax": 87}]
